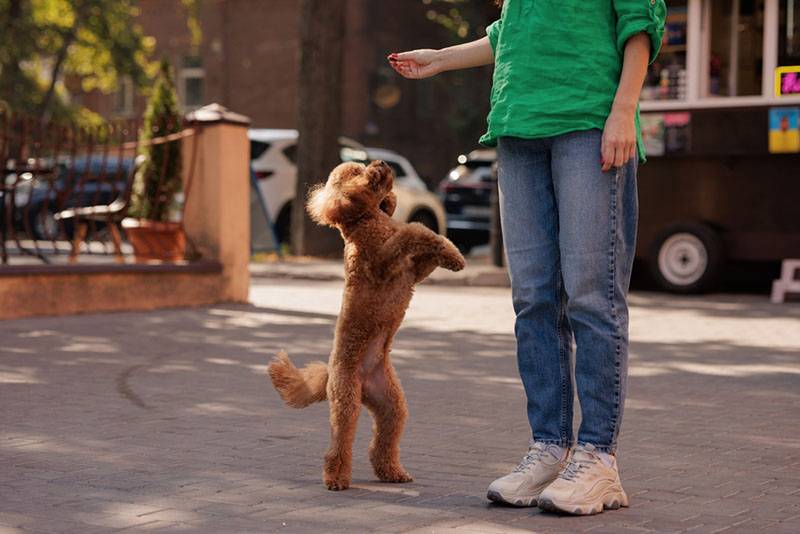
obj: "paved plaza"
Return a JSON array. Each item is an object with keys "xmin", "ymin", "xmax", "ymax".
[{"xmin": 1, "ymin": 278, "xmax": 799, "ymax": 533}]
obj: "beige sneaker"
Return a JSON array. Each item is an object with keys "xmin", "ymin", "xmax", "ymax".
[
  {"xmin": 486, "ymin": 441, "xmax": 567, "ymax": 507},
  {"xmin": 537, "ymin": 444, "xmax": 629, "ymax": 515}
]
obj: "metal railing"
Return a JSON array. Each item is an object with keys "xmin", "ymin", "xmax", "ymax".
[{"xmin": 0, "ymin": 111, "xmax": 197, "ymax": 265}]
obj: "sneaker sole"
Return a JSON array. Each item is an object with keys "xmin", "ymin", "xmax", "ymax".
[
  {"xmin": 487, "ymin": 490, "xmax": 539, "ymax": 508},
  {"xmin": 538, "ymin": 491, "xmax": 629, "ymax": 516}
]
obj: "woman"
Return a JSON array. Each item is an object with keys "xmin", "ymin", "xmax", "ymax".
[{"xmin": 389, "ymin": 0, "xmax": 666, "ymax": 515}]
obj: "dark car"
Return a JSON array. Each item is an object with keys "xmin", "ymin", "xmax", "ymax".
[
  {"xmin": 438, "ymin": 149, "xmax": 496, "ymax": 254},
  {"xmin": 12, "ymin": 156, "xmax": 133, "ymax": 239}
]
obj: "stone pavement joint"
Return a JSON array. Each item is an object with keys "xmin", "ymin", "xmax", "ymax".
[{"xmin": 1, "ymin": 279, "xmax": 799, "ymax": 533}]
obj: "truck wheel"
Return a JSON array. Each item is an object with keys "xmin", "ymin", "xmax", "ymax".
[{"xmin": 649, "ymin": 223, "xmax": 723, "ymax": 294}]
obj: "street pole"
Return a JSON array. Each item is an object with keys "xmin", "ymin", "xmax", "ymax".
[{"xmin": 489, "ymin": 161, "xmax": 504, "ymax": 267}]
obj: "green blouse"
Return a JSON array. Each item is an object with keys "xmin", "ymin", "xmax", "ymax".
[{"xmin": 480, "ymin": 0, "xmax": 667, "ymax": 161}]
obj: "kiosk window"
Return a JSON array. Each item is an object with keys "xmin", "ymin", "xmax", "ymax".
[
  {"xmin": 779, "ymin": 0, "xmax": 800, "ymax": 66},
  {"xmin": 707, "ymin": 0, "xmax": 765, "ymax": 97},
  {"xmin": 642, "ymin": 0, "xmax": 688, "ymax": 101}
]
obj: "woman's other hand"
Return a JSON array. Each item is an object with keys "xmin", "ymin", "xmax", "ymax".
[
  {"xmin": 601, "ymin": 105, "xmax": 637, "ymax": 171},
  {"xmin": 388, "ymin": 50, "xmax": 441, "ymax": 79}
]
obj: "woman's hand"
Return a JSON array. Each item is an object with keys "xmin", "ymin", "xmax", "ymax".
[
  {"xmin": 603, "ymin": 32, "xmax": 650, "ymax": 171},
  {"xmin": 388, "ymin": 37, "xmax": 494, "ymax": 79},
  {"xmin": 388, "ymin": 50, "xmax": 441, "ymax": 79},
  {"xmin": 601, "ymin": 105, "xmax": 637, "ymax": 171}
]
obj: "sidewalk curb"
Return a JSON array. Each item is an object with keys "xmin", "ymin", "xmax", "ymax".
[{"xmin": 249, "ymin": 263, "xmax": 511, "ymax": 288}]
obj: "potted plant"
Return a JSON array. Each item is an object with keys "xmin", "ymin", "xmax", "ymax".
[{"xmin": 123, "ymin": 59, "xmax": 186, "ymax": 262}]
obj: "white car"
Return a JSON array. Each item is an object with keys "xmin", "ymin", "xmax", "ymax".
[{"xmin": 249, "ymin": 129, "xmax": 446, "ymax": 243}]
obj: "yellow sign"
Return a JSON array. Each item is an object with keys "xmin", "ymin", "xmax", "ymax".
[{"xmin": 775, "ymin": 66, "xmax": 800, "ymax": 96}]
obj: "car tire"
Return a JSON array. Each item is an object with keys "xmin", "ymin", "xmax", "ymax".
[
  {"xmin": 408, "ymin": 210, "xmax": 439, "ymax": 234},
  {"xmin": 455, "ymin": 242, "xmax": 473, "ymax": 255},
  {"xmin": 648, "ymin": 222, "xmax": 724, "ymax": 294},
  {"xmin": 32, "ymin": 209, "xmax": 60, "ymax": 240}
]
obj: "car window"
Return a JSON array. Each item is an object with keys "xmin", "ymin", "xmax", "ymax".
[
  {"xmin": 385, "ymin": 160, "xmax": 406, "ymax": 178},
  {"xmin": 250, "ymin": 141, "xmax": 271, "ymax": 160},
  {"xmin": 282, "ymin": 143, "xmax": 297, "ymax": 164}
]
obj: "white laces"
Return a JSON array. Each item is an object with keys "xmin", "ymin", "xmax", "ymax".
[
  {"xmin": 513, "ymin": 442, "xmax": 551, "ymax": 473},
  {"xmin": 559, "ymin": 446, "xmax": 598, "ymax": 482}
]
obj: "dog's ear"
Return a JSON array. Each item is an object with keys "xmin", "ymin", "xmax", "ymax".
[
  {"xmin": 306, "ymin": 183, "xmax": 354, "ymax": 227},
  {"xmin": 379, "ymin": 190, "xmax": 397, "ymax": 217}
]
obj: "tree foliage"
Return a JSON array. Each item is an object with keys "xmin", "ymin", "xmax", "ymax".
[
  {"xmin": 129, "ymin": 60, "xmax": 183, "ymax": 223},
  {"xmin": 0, "ymin": 0, "xmax": 156, "ymax": 123},
  {"xmin": 421, "ymin": 0, "xmax": 497, "ymax": 41}
]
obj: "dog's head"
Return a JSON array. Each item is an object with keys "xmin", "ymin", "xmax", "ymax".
[{"xmin": 307, "ymin": 160, "xmax": 397, "ymax": 228}]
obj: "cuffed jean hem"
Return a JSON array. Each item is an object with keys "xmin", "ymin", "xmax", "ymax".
[
  {"xmin": 577, "ymin": 440, "xmax": 617, "ymax": 454},
  {"xmin": 532, "ymin": 437, "xmax": 573, "ymax": 449}
]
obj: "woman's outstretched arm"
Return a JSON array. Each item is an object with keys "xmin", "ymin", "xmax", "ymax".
[{"xmin": 388, "ymin": 37, "xmax": 494, "ymax": 80}]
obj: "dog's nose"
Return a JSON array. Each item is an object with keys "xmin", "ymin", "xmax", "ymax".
[{"xmin": 371, "ymin": 160, "xmax": 389, "ymax": 169}]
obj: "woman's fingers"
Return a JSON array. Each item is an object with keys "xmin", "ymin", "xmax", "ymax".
[
  {"xmin": 613, "ymin": 144, "xmax": 626, "ymax": 168},
  {"xmin": 601, "ymin": 137, "xmax": 615, "ymax": 172},
  {"xmin": 391, "ymin": 51, "xmax": 417, "ymax": 62},
  {"xmin": 602, "ymin": 138, "xmax": 636, "ymax": 171}
]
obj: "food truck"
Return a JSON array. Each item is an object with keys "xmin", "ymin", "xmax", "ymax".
[{"xmin": 637, "ymin": 0, "xmax": 800, "ymax": 292}]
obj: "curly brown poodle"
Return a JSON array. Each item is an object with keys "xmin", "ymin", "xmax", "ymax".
[{"xmin": 267, "ymin": 160, "xmax": 465, "ymax": 491}]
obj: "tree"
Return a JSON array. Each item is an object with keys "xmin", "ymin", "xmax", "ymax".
[
  {"xmin": 0, "ymin": 0, "xmax": 157, "ymax": 122},
  {"xmin": 291, "ymin": 0, "xmax": 347, "ymax": 256},
  {"xmin": 129, "ymin": 60, "xmax": 183, "ymax": 223}
]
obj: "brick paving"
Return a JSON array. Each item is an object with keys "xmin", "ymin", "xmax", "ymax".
[{"xmin": 1, "ymin": 279, "xmax": 799, "ymax": 533}]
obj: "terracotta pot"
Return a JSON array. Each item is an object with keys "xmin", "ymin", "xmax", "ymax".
[{"xmin": 122, "ymin": 218, "xmax": 186, "ymax": 262}]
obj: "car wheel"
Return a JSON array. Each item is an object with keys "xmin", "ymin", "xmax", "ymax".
[
  {"xmin": 649, "ymin": 222, "xmax": 723, "ymax": 294},
  {"xmin": 455, "ymin": 242, "xmax": 473, "ymax": 255},
  {"xmin": 33, "ymin": 210, "xmax": 59, "ymax": 240},
  {"xmin": 408, "ymin": 210, "xmax": 438, "ymax": 234}
]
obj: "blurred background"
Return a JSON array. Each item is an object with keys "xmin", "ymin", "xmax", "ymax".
[{"xmin": 2, "ymin": 0, "xmax": 800, "ymax": 296}]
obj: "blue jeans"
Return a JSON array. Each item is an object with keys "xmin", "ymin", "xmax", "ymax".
[{"xmin": 497, "ymin": 130, "xmax": 638, "ymax": 454}]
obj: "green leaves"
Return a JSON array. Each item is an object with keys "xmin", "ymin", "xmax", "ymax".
[
  {"xmin": 129, "ymin": 59, "xmax": 184, "ymax": 223},
  {"xmin": 0, "ymin": 0, "xmax": 156, "ymax": 123}
]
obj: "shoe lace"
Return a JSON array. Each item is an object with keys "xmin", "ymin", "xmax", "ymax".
[
  {"xmin": 513, "ymin": 443, "xmax": 547, "ymax": 473},
  {"xmin": 559, "ymin": 453, "xmax": 596, "ymax": 482}
]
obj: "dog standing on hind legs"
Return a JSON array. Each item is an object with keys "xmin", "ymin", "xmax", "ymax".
[{"xmin": 268, "ymin": 160, "xmax": 465, "ymax": 491}]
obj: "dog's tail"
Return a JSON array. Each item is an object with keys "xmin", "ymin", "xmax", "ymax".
[{"xmin": 267, "ymin": 351, "xmax": 328, "ymax": 408}]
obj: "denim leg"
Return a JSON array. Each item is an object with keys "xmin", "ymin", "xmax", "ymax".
[
  {"xmin": 497, "ymin": 137, "xmax": 574, "ymax": 448},
  {"xmin": 550, "ymin": 129, "xmax": 638, "ymax": 453}
]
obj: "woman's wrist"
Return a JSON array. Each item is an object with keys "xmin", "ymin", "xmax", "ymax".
[
  {"xmin": 432, "ymin": 48, "xmax": 451, "ymax": 75},
  {"xmin": 610, "ymin": 99, "xmax": 637, "ymax": 115}
]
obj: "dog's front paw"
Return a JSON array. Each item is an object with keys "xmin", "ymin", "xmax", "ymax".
[
  {"xmin": 443, "ymin": 254, "xmax": 466, "ymax": 272},
  {"xmin": 439, "ymin": 239, "xmax": 466, "ymax": 272}
]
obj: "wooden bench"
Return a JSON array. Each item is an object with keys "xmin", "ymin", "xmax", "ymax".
[{"xmin": 55, "ymin": 155, "xmax": 145, "ymax": 263}]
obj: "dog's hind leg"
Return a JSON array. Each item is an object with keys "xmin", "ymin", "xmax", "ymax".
[
  {"xmin": 363, "ymin": 364, "xmax": 413, "ymax": 484},
  {"xmin": 323, "ymin": 366, "xmax": 361, "ymax": 491}
]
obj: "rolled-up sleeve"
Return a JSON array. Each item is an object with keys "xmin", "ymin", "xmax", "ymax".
[
  {"xmin": 486, "ymin": 19, "xmax": 502, "ymax": 54},
  {"xmin": 614, "ymin": 0, "xmax": 667, "ymax": 64}
]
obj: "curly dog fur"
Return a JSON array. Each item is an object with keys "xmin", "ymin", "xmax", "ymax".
[{"xmin": 268, "ymin": 160, "xmax": 465, "ymax": 491}]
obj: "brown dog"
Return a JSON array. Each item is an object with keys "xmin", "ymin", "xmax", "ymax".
[{"xmin": 268, "ymin": 160, "xmax": 465, "ymax": 491}]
